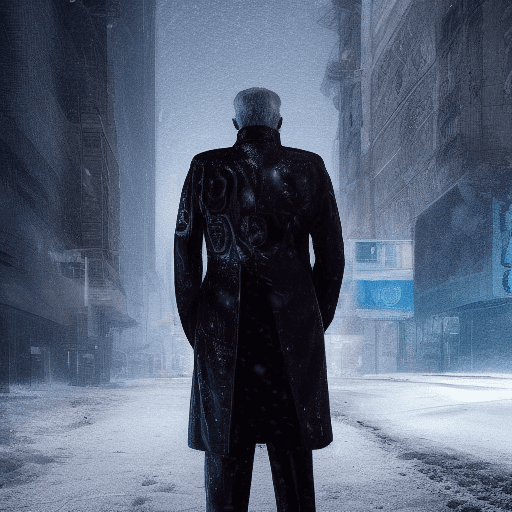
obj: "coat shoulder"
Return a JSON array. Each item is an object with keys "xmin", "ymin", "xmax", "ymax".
[
  {"xmin": 280, "ymin": 146, "xmax": 329, "ymax": 187},
  {"xmin": 281, "ymin": 146, "xmax": 324, "ymax": 163},
  {"xmin": 281, "ymin": 146, "xmax": 327, "ymax": 173},
  {"xmin": 192, "ymin": 147, "xmax": 236, "ymax": 163}
]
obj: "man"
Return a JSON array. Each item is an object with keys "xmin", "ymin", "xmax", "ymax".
[{"xmin": 174, "ymin": 87, "xmax": 344, "ymax": 511}]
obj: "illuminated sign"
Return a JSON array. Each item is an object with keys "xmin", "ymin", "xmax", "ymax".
[{"xmin": 356, "ymin": 280, "xmax": 413, "ymax": 311}]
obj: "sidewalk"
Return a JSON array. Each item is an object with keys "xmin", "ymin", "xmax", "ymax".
[{"xmin": 329, "ymin": 373, "xmax": 512, "ymax": 468}]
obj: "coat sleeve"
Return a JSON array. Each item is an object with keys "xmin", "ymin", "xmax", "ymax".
[
  {"xmin": 174, "ymin": 158, "xmax": 203, "ymax": 348},
  {"xmin": 310, "ymin": 158, "xmax": 345, "ymax": 332}
]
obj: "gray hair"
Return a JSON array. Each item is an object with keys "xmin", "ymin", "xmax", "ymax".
[{"xmin": 233, "ymin": 87, "xmax": 281, "ymax": 129}]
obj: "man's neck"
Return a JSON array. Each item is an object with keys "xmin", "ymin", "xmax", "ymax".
[{"xmin": 236, "ymin": 125, "xmax": 281, "ymax": 144}]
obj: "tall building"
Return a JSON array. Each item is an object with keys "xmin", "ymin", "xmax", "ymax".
[
  {"xmin": 110, "ymin": 0, "xmax": 166, "ymax": 378},
  {"xmin": 323, "ymin": 0, "xmax": 512, "ymax": 373},
  {"xmin": 0, "ymin": 0, "xmax": 128, "ymax": 390}
]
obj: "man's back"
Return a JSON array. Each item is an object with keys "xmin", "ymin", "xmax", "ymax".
[
  {"xmin": 175, "ymin": 124, "xmax": 344, "ymax": 455},
  {"xmin": 200, "ymin": 125, "xmax": 333, "ymax": 451}
]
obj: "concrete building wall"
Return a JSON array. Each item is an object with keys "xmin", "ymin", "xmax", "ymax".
[
  {"xmin": 361, "ymin": 0, "xmax": 512, "ymax": 238},
  {"xmin": 327, "ymin": 0, "xmax": 512, "ymax": 373}
]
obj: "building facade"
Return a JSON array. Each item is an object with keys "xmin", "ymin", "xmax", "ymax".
[
  {"xmin": 0, "ymin": 0, "xmax": 127, "ymax": 391},
  {"xmin": 323, "ymin": 0, "xmax": 512, "ymax": 373}
]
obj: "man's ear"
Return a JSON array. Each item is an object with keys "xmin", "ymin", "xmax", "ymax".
[
  {"xmin": 277, "ymin": 117, "xmax": 283, "ymax": 130},
  {"xmin": 232, "ymin": 118, "xmax": 240, "ymax": 130}
]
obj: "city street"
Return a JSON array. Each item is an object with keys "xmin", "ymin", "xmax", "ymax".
[
  {"xmin": 2, "ymin": 2, "xmax": 512, "ymax": 512},
  {"xmin": 1, "ymin": 375, "xmax": 512, "ymax": 512}
]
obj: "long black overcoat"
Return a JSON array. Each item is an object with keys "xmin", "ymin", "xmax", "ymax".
[{"xmin": 174, "ymin": 125, "xmax": 344, "ymax": 456}]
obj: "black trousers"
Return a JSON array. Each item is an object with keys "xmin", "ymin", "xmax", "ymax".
[{"xmin": 204, "ymin": 443, "xmax": 316, "ymax": 512}]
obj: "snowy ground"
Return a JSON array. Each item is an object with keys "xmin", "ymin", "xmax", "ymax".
[{"xmin": 0, "ymin": 374, "xmax": 511, "ymax": 512}]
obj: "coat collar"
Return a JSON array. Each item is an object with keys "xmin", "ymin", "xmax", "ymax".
[{"xmin": 235, "ymin": 125, "xmax": 281, "ymax": 145}]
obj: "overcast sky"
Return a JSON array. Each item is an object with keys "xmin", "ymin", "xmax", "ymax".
[{"xmin": 155, "ymin": 0, "xmax": 339, "ymax": 277}]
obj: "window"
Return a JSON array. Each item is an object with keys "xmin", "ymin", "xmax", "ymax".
[{"xmin": 355, "ymin": 242, "xmax": 378, "ymax": 263}]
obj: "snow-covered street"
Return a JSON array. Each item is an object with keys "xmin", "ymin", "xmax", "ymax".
[{"xmin": 1, "ymin": 375, "xmax": 511, "ymax": 512}]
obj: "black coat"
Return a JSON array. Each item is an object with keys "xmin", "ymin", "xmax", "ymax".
[{"xmin": 174, "ymin": 125, "xmax": 344, "ymax": 456}]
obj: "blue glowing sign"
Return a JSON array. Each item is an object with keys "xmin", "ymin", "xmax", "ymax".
[{"xmin": 356, "ymin": 280, "xmax": 413, "ymax": 311}]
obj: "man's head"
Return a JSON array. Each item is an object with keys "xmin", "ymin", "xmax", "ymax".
[{"xmin": 233, "ymin": 87, "xmax": 283, "ymax": 131}]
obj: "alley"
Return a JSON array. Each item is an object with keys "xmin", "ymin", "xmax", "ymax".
[{"xmin": 0, "ymin": 376, "xmax": 511, "ymax": 512}]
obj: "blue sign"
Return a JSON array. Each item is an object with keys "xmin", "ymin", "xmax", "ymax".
[{"xmin": 356, "ymin": 280, "xmax": 413, "ymax": 311}]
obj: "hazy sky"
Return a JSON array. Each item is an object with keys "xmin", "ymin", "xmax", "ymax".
[{"xmin": 155, "ymin": 0, "xmax": 339, "ymax": 277}]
